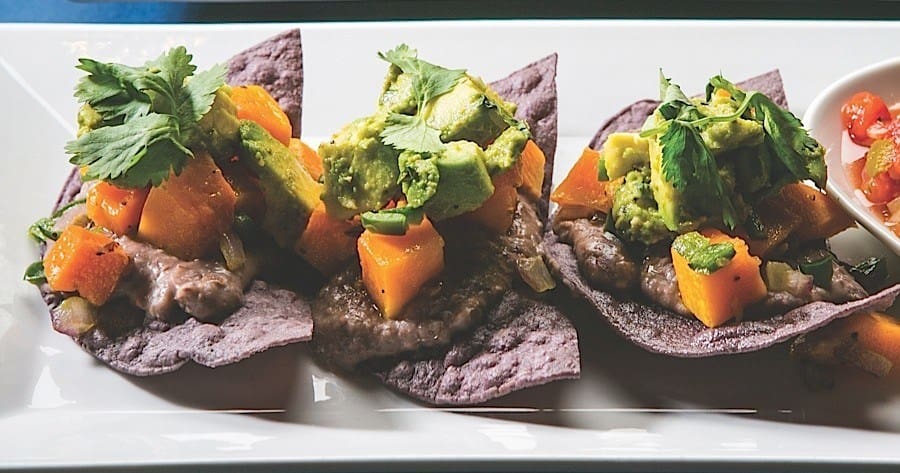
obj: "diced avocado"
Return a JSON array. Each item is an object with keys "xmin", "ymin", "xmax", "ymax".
[
  {"xmin": 319, "ymin": 112, "xmax": 402, "ymax": 219},
  {"xmin": 424, "ymin": 141, "xmax": 494, "ymax": 221},
  {"xmin": 484, "ymin": 125, "xmax": 529, "ymax": 175},
  {"xmin": 611, "ymin": 168, "xmax": 672, "ymax": 245},
  {"xmin": 379, "ymin": 66, "xmax": 417, "ymax": 115},
  {"xmin": 76, "ymin": 104, "xmax": 102, "ymax": 137},
  {"xmin": 421, "ymin": 75, "xmax": 509, "ymax": 147},
  {"xmin": 197, "ymin": 87, "xmax": 241, "ymax": 161},
  {"xmin": 695, "ymin": 98, "xmax": 763, "ymax": 155},
  {"xmin": 648, "ymin": 132, "xmax": 685, "ymax": 231},
  {"xmin": 238, "ymin": 120, "xmax": 320, "ymax": 249},
  {"xmin": 602, "ymin": 132, "xmax": 651, "ymax": 179}
]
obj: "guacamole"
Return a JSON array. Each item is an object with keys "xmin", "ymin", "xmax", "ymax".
[
  {"xmin": 319, "ymin": 46, "xmax": 530, "ymax": 226},
  {"xmin": 598, "ymin": 74, "xmax": 822, "ymax": 245}
]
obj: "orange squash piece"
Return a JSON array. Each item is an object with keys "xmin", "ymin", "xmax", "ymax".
[
  {"xmin": 551, "ymin": 147, "xmax": 620, "ymax": 213},
  {"xmin": 358, "ymin": 217, "xmax": 445, "ymax": 319},
  {"xmin": 829, "ymin": 312, "xmax": 900, "ymax": 371},
  {"xmin": 230, "ymin": 85, "xmax": 292, "ymax": 145},
  {"xmin": 289, "ymin": 138, "xmax": 324, "ymax": 182},
  {"xmin": 464, "ymin": 166, "xmax": 519, "ymax": 234},
  {"xmin": 44, "ymin": 225, "xmax": 129, "ymax": 306},
  {"xmin": 137, "ymin": 153, "xmax": 237, "ymax": 260},
  {"xmin": 672, "ymin": 230, "xmax": 767, "ymax": 328},
  {"xmin": 85, "ymin": 181, "xmax": 149, "ymax": 235},
  {"xmin": 776, "ymin": 183, "xmax": 855, "ymax": 241},
  {"xmin": 515, "ymin": 140, "xmax": 546, "ymax": 200},
  {"xmin": 295, "ymin": 202, "xmax": 359, "ymax": 275}
]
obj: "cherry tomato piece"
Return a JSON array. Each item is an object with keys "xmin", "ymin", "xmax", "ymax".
[
  {"xmin": 842, "ymin": 91, "xmax": 891, "ymax": 146},
  {"xmin": 864, "ymin": 171, "xmax": 900, "ymax": 204}
]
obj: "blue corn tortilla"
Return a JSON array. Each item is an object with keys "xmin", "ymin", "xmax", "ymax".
[
  {"xmin": 546, "ymin": 70, "xmax": 900, "ymax": 357},
  {"xmin": 371, "ymin": 54, "xmax": 581, "ymax": 405},
  {"xmin": 36, "ymin": 29, "xmax": 313, "ymax": 376},
  {"xmin": 227, "ymin": 29, "xmax": 304, "ymax": 137}
]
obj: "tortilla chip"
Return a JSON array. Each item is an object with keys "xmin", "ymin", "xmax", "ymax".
[
  {"xmin": 36, "ymin": 31, "xmax": 313, "ymax": 375},
  {"xmin": 38, "ymin": 169, "xmax": 315, "ymax": 375},
  {"xmin": 545, "ymin": 231, "xmax": 900, "ymax": 357},
  {"xmin": 490, "ymin": 53, "xmax": 558, "ymax": 219},
  {"xmin": 374, "ymin": 292, "xmax": 580, "ymax": 405},
  {"xmin": 367, "ymin": 55, "xmax": 576, "ymax": 404},
  {"xmin": 548, "ymin": 69, "xmax": 900, "ymax": 357},
  {"xmin": 227, "ymin": 29, "xmax": 304, "ymax": 137}
]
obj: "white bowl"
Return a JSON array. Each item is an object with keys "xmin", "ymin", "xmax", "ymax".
[{"xmin": 804, "ymin": 57, "xmax": 900, "ymax": 256}]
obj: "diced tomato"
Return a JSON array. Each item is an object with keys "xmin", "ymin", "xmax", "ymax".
[
  {"xmin": 841, "ymin": 91, "xmax": 891, "ymax": 146},
  {"xmin": 864, "ymin": 171, "xmax": 900, "ymax": 204}
]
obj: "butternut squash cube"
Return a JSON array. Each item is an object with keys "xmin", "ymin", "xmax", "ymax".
[
  {"xmin": 358, "ymin": 217, "xmax": 445, "ymax": 318},
  {"xmin": 44, "ymin": 225, "xmax": 129, "ymax": 306},
  {"xmin": 86, "ymin": 181, "xmax": 149, "ymax": 235},
  {"xmin": 672, "ymin": 230, "xmax": 767, "ymax": 328},
  {"xmin": 295, "ymin": 202, "xmax": 359, "ymax": 275},
  {"xmin": 550, "ymin": 147, "xmax": 620, "ymax": 213},
  {"xmin": 137, "ymin": 153, "xmax": 237, "ymax": 260}
]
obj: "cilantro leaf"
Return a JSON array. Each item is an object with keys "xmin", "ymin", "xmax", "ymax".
[
  {"xmin": 657, "ymin": 72, "xmax": 703, "ymax": 122},
  {"xmin": 706, "ymin": 74, "xmax": 826, "ymax": 187},
  {"xmin": 74, "ymin": 59, "xmax": 151, "ymax": 124},
  {"xmin": 68, "ymin": 48, "xmax": 226, "ymax": 189},
  {"xmin": 397, "ymin": 151, "xmax": 440, "ymax": 207},
  {"xmin": 378, "ymin": 44, "xmax": 465, "ymax": 154},
  {"xmin": 660, "ymin": 121, "xmax": 738, "ymax": 228},
  {"xmin": 752, "ymin": 95, "xmax": 827, "ymax": 188},
  {"xmin": 382, "ymin": 114, "xmax": 444, "ymax": 154},
  {"xmin": 67, "ymin": 113, "xmax": 190, "ymax": 187}
]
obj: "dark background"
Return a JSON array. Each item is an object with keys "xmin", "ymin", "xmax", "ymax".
[{"xmin": 4, "ymin": 0, "xmax": 900, "ymax": 23}]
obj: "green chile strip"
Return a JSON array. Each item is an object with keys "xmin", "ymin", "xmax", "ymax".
[{"xmin": 672, "ymin": 231, "xmax": 736, "ymax": 274}]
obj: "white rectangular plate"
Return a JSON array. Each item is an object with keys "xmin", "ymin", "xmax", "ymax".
[{"xmin": 2, "ymin": 20, "xmax": 900, "ymax": 472}]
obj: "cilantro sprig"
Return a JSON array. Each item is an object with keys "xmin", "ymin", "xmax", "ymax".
[
  {"xmin": 639, "ymin": 72, "xmax": 827, "ymax": 229},
  {"xmin": 67, "ymin": 47, "xmax": 226, "ymax": 188},
  {"xmin": 378, "ymin": 45, "xmax": 465, "ymax": 154}
]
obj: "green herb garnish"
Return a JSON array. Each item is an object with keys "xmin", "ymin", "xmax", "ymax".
[
  {"xmin": 28, "ymin": 198, "xmax": 87, "ymax": 244},
  {"xmin": 23, "ymin": 261, "xmax": 47, "ymax": 285},
  {"xmin": 799, "ymin": 255, "xmax": 834, "ymax": 288},
  {"xmin": 707, "ymin": 75, "xmax": 826, "ymax": 187},
  {"xmin": 672, "ymin": 231, "xmax": 736, "ymax": 274},
  {"xmin": 67, "ymin": 47, "xmax": 226, "ymax": 188},
  {"xmin": 361, "ymin": 206, "xmax": 425, "ymax": 235},
  {"xmin": 378, "ymin": 44, "xmax": 466, "ymax": 154}
]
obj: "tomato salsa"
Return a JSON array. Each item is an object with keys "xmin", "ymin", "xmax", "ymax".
[{"xmin": 841, "ymin": 91, "xmax": 900, "ymax": 232}]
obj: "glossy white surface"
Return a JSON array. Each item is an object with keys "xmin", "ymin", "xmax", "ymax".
[
  {"xmin": 2, "ymin": 21, "xmax": 900, "ymax": 471},
  {"xmin": 804, "ymin": 57, "xmax": 900, "ymax": 256}
]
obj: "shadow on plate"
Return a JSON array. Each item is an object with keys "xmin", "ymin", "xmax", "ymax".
[
  {"xmin": 123, "ymin": 342, "xmax": 400, "ymax": 431},
  {"xmin": 475, "ymin": 293, "xmax": 900, "ymax": 432}
]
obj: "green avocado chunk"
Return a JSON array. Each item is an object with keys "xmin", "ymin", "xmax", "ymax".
[
  {"xmin": 319, "ymin": 112, "xmax": 402, "ymax": 220},
  {"xmin": 602, "ymin": 132, "xmax": 651, "ymax": 179},
  {"xmin": 237, "ymin": 120, "xmax": 320, "ymax": 249},
  {"xmin": 648, "ymin": 126, "xmax": 686, "ymax": 232},
  {"xmin": 420, "ymin": 75, "xmax": 512, "ymax": 147},
  {"xmin": 484, "ymin": 125, "xmax": 529, "ymax": 176},
  {"xmin": 612, "ymin": 168, "xmax": 672, "ymax": 245},
  {"xmin": 197, "ymin": 87, "xmax": 241, "ymax": 161},
  {"xmin": 423, "ymin": 141, "xmax": 495, "ymax": 221}
]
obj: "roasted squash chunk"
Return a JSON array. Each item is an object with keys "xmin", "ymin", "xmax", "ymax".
[
  {"xmin": 44, "ymin": 225, "xmax": 129, "ymax": 306},
  {"xmin": 358, "ymin": 217, "xmax": 444, "ymax": 318},
  {"xmin": 551, "ymin": 147, "xmax": 621, "ymax": 213},
  {"xmin": 672, "ymin": 230, "xmax": 767, "ymax": 328},
  {"xmin": 137, "ymin": 153, "xmax": 237, "ymax": 260},
  {"xmin": 295, "ymin": 202, "xmax": 359, "ymax": 275},
  {"xmin": 86, "ymin": 182, "xmax": 149, "ymax": 235}
]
